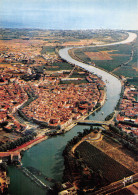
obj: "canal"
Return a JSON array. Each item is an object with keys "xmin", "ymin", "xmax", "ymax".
[{"xmin": 8, "ymin": 32, "xmax": 136, "ymax": 195}]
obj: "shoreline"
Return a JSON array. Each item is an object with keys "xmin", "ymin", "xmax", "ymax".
[
  {"xmin": 68, "ymin": 47, "xmax": 124, "ymax": 82},
  {"xmin": 6, "ymin": 32, "xmax": 136, "ymax": 154},
  {"xmin": 10, "ymin": 92, "xmax": 106, "ymax": 154},
  {"xmin": 7, "ymin": 82, "xmax": 106, "ymax": 154},
  {"xmin": 64, "ymin": 92, "xmax": 106, "ymax": 133}
]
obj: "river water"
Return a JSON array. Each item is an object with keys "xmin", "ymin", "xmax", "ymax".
[{"xmin": 8, "ymin": 32, "xmax": 136, "ymax": 195}]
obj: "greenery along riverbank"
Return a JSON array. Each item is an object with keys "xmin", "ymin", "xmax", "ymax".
[
  {"xmin": 0, "ymin": 132, "xmax": 37, "ymax": 152},
  {"xmin": 74, "ymin": 44, "xmax": 131, "ymax": 71},
  {"xmin": 72, "ymin": 32, "xmax": 138, "ymax": 84},
  {"xmin": 61, "ymin": 125, "xmax": 135, "ymax": 193},
  {"xmin": 62, "ymin": 127, "xmax": 105, "ymax": 192},
  {"xmin": 7, "ymin": 31, "xmax": 136, "ymax": 195}
]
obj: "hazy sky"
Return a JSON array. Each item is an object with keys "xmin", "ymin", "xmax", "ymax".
[{"xmin": 0, "ymin": 0, "xmax": 138, "ymax": 29}]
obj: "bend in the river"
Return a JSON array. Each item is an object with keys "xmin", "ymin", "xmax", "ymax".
[
  {"xmin": 8, "ymin": 32, "xmax": 137, "ymax": 195},
  {"xmin": 59, "ymin": 32, "xmax": 137, "ymax": 120}
]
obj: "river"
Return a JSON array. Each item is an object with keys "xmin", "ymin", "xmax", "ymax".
[{"xmin": 8, "ymin": 32, "xmax": 137, "ymax": 195}]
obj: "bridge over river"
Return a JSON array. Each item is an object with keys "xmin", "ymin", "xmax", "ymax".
[
  {"xmin": 77, "ymin": 119, "xmax": 114, "ymax": 126},
  {"xmin": 8, "ymin": 32, "xmax": 137, "ymax": 195}
]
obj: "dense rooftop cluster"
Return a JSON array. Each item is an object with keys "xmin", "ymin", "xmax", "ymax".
[
  {"xmin": 116, "ymin": 86, "xmax": 138, "ymax": 136},
  {"xmin": 0, "ymin": 167, "xmax": 9, "ymax": 194},
  {"xmin": 0, "ymin": 50, "xmax": 59, "ymax": 66},
  {"xmin": 22, "ymin": 73, "xmax": 105, "ymax": 129},
  {"xmin": 0, "ymin": 74, "xmax": 32, "ymax": 133}
]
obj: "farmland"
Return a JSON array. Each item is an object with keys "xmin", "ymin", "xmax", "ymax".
[
  {"xmin": 74, "ymin": 44, "xmax": 133, "ymax": 72},
  {"xmin": 0, "ymin": 29, "xmax": 133, "ymax": 77},
  {"xmin": 85, "ymin": 50, "xmax": 114, "ymax": 60},
  {"xmin": 41, "ymin": 46, "xmax": 57, "ymax": 55},
  {"xmin": 44, "ymin": 61, "xmax": 74, "ymax": 71},
  {"xmin": 90, "ymin": 136, "xmax": 138, "ymax": 173},
  {"xmin": 114, "ymin": 66, "xmax": 138, "ymax": 78},
  {"xmin": 0, "ymin": 28, "xmax": 127, "ymax": 43},
  {"xmin": 76, "ymin": 141, "xmax": 134, "ymax": 184},
  {"xmin": 73, "ymin": 32, "xmax": 138, "ymax": 80}
]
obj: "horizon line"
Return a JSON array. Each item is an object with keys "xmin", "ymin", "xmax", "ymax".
[{"xmin": 0, "ymin": 27, "xmax": 138, "ymax": 31}]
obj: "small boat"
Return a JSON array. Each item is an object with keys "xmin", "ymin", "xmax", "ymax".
[{"xmin": 101, "ymin": 112, "xmax": 104, "ymax": 115}]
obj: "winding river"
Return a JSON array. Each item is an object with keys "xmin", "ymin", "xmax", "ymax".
[{"xmin": 8, "ymin": 32, "xmax": 137, "ymax": 195}]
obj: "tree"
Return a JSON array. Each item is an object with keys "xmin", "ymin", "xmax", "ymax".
[
  {"xmin": 90, "ymin": 125, "xmax": 93, "ymax": 131},
  {"xmin": 75, "ymin": 151, "xmax": 80, "ymax": 159},
  {"xmin": 51, "ymin": 182, "xmax": 63, "ymax": 194},
  {"xmin": 119, "ymin": 131, "xmax": 124, "ymax": 136},
  {"xmin": 33, "ymin": 132, "xmax": 37, "ymax": 137}
]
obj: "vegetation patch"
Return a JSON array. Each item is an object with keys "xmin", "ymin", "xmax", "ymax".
[
  {"xmin": 60, "ymin": 79, "xmax": 88, "ymax": 85},
  {"xmin": 105, "ymin": 112, "xmax": 115, "ymax": 121},
  {"xmin": 74, "ymin": 44, "xmax": 134, "ymax": 72},
  {"xmin": 114, "ymin": 66, "xmax": 138, "ymax": 77},
  {"xmin": 45, "ymin": 62, "xmax": 73, "ymax": 71},
  {"xmin": 127, "ymin": 77, "xmax": 138, "ymax": 87},
  {"xmin": 76, "ymin": 141, "xmax": 133, "ymax": 184},
  {"xmin": 85, "ymin": 51, "xmax": 113, "ymax": 60},
  {"xmin": 41, "ymin": 46, "xmax": 56, "ymax": 54},
  {"xmin": 0, "ymin": 133, "xmax": 37, "ymax": 152}
]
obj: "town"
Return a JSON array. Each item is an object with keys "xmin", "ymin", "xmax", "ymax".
[{"xmin": 0, "ymin": 29, "xmax": 137, "ymax": 194}]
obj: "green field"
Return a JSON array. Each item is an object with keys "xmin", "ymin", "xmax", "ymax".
[
  {"xmin": 74, "ymin": 44, "xmax": 132, "ymax": 72},
  {"xmin": 127, "ymin": 77, "xmax": 138, "ymax": 86},
  {"xmin": 70, "ymin": 71, "xmax": 87, "ymax": 78},
  {"xmin": 60, "ymin": 79, "xmax": 88, "ymax": 85},
  {"xmin": 73, "ymin": 33, "xmax": 138, "ymax": 80},
  {"xmin": 45, "ymin": 62, "xmax": 74, "ymax": 71},
  {"xmin": 114, "ymin": 66, "xmax": 138, "ymax": 77},
  {"xmin": 41, "ymin": 46, "xmax": 56, "ymax": 54}
]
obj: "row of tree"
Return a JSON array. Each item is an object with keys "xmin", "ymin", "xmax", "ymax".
[
  {"xmin": 62, "ymin": 127, "xmax": 105, "ymax": 193},
  {"xmin": 0, "ymin": 132, "xmax": 37, "ymax": 152},
  {"xmin": 63, "ymin": 128, "xmax": 92, "ymax": 156},
  {"xmin": 109, "ymin": 124, "xmax": 138, "ymax": 154},
  {"xmin": 115, "ymin": 85, "xmax": 124, "ymax": 110},
  {"xmin": 17, "ymin": 88, "xmax": 38, "ymax": 122}
]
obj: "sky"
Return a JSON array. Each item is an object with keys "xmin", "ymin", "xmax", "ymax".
[{"xmin": 0, "ymin": 0, "xmax": 138, "ymax": 30}]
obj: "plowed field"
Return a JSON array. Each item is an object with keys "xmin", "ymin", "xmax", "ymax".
[
  {"xmin": 76, "ymin": 141, "xmax": 134, "ymax": 184},
  {"xmin": 85, "ymin": 51, "xmax": 112, "ymax": 60}
]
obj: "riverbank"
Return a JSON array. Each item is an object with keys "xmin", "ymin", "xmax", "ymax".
[
  {"xmin": 10, "ymin": 92, "xmax": 106, "ymax": 154},
  {"xmin": 8, "ymin": 31, "xmax": 137, "ymax": 195},
  {"xmin": 61, "ymin": 122, "xmax": 137, "ymax": 193},
  {"xmin": 68, "ymin": 47, "xmax": 124, "ymax": 82},
  {"xmin": 7, "ymin": 32, "xmax": 135, "ymax": 155},
  {"xmin": 10, "ymin": 135, "xmax": 49, "ymax": 152},
  {"xmin": 3, "ymin": 82, "xmax": 106, "ymax": 155},
  {"xmin": 64, "ymin": 93, "xmax": 106, "ymax": 133}
]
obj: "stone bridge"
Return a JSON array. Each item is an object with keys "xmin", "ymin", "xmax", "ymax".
[{"xmin": 77, "ymin": 120, "xmax": 113, "ymax": 126}]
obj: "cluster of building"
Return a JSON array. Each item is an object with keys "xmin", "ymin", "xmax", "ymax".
[
  {"xmin": 0, "ymin": 164, "xmax": 9, "ymax": 194},
  {"xmin": 0, "ymin": 51, "xmax": 35, "ymax": 64},
  {"xmin": 22, "ymin": 73, "xmax": 105, "ymax": 130},
  {"xmin": 116, "ymin": 86, "xmax": 138, "ymax": 136},
  {"xmin": 58, "ymin": 182, "xmax": 77, "ymax": 195},
  {"xmin": 86, "ymin": 73, "xmax": 105, "ymax": 105},
  {"xmin": 0, "ymin": 74, "xmax": 32, "ymax": 134},
  {"xmin": 0, "ymin": 151, "xmax": 21, "ymax": 193},
  {"xmin": 42, "ymin": 53, "xmax": 59, "ymax": 64},
  {"xmin": 0, "ymin": 45, "xmax": 60, "ymax": 69}
]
